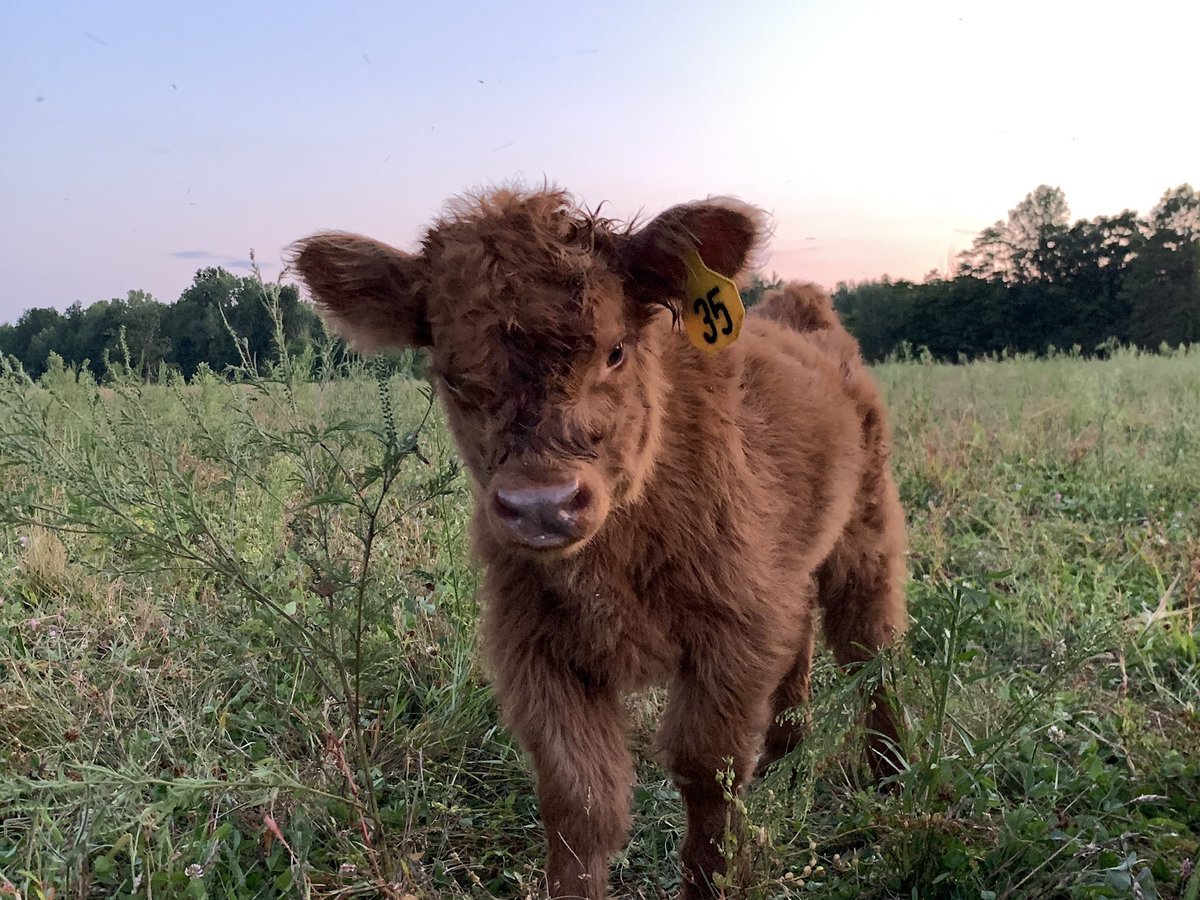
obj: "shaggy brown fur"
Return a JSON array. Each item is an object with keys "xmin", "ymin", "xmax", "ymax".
[{"xmin": 289, "ymin": 186, "xmax": 909, "ymax": 900}]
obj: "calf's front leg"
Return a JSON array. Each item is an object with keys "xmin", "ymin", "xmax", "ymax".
[
  {"xmin": 493, "ymin": 651, "xmax": 633, "ymax": 900},
  {"xmin": 657, "ymin": 660, "xmax": 777, "ymax": 899}
]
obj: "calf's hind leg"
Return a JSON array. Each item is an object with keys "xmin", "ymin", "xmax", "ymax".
[
  {"xmin": 755, "ymin": 603, "xmax": 816, "ymax": 777},
  {"xmin": 819, "ymin": 542, "xmax": 908, "ymax": 781}
]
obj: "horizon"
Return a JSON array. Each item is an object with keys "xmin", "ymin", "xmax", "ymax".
[{"xmin": 2, "ymin": 0, "xmax": 1198, "ymax": 324}]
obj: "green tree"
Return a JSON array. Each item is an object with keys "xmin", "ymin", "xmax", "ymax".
[
  {"xmin": 1122, "ymin": 228, "xmax": 1200, "ymax": 347},
  {"xmin": 1150, "ymin": 183, "xmax": 1200, "ymax": 246},
  {"xmin": 1053, "ymin": 211, "xmax": 1143, "ymax": 347},
  {"xmin": 112, "ymin": 290, "xmax": 170, "ymax": 377},
  {"xmin": 959, "ymin": 185, "xmax": 1071, "ymax": 285},
  {"xmin": 833, "ymin": 277, "xmax": 917, "ymax": 361},
  {"xmin": 161, "ymin": 267, "xmax": 241, "ymax": 378},
  {"xmin": 1118, "ymin": 186, "xmax": 1200, "ymax": 348},
  {"xmin": 2, "ymin": 306, "xmax": 68, "ymax": 377}
]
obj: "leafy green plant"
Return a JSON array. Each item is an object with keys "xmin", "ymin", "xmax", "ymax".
[{"xmin": 0, "ymin": 274, "xmax": 461, "ymax": 895}]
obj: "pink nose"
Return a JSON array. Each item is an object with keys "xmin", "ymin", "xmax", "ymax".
[{"xmin": 492, "ymin": 479, "xmax": 592, "ymax": 549}]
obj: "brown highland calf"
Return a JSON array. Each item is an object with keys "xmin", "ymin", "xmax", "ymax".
[{"xmin": 290, "ymin": 186, "xmax": 909, "ymax": 899}]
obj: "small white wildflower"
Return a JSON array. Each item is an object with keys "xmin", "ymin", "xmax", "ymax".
[
  {"xmin": 184, "ymin": 863, "xmax": 203, "ymax": 878},
  {"xmin": 1047, "ymin": 725, "xmax": 1066, "ymax": 745},
  {"xmin": 48, "ymin": 627, "xmax": 60, "ymax": 639},
  {"xmin": 339, "ymin": 862, "xmax": 358, "ymax": 877}
]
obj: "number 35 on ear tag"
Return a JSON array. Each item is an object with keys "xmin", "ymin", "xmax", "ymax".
[{"xmin": 682, "ymin": 248, "xmax": 745, "ymax": 353}]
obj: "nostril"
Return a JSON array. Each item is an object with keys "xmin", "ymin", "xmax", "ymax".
[
  {"xmin": 493, "ymin": 490, "xmax": 522, "ymax": 521},
  {"xmin": 562, "ymin": 483, "xmax": 592, "ymax": 515}
]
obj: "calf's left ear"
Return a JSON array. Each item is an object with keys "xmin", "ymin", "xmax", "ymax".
[
  {"xmin": 286, "ymin": 232, "xmax": 432, "ymax": 352},
  {"xmin": 621, "ymin": 197, "xmax": 770, "ymax": 302}
]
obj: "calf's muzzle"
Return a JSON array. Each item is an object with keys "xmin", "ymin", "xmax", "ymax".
[{"xmin": 490, "ymin": 478, "xmax": 595, "ymax": 550}]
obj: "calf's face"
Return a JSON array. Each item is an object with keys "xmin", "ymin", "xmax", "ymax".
[{"xmin": 290, "ymin": 189, "xmax": 763, "ymax": 555}]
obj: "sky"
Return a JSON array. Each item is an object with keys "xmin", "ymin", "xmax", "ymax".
[{"xmin": 2, "ymin": 0, "xmax": 1198, "ymax": 323}]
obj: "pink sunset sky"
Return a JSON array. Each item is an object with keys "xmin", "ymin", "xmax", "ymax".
[{"xmin": 2, "ymin": 0, "xmax": 1197, "ymax": 321}]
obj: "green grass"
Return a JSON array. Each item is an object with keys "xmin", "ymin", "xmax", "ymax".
[{"xmin": 1, "ymin": 345, "xmax": 1198, "ymax": 899}]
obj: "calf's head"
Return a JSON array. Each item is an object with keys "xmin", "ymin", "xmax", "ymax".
[{"xmin": 290, "ymin": 188, "xmax": 765, "ymax": 554}]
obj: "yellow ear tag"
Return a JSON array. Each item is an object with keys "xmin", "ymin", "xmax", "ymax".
[{"xmin": 682, "ymin": 248, "xmax": 745, "ymax": 352}]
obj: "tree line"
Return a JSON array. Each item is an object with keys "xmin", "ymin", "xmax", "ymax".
[
  {"xmin": 833, "ymin": 184, "xmax": 1200, "ymax": 361},
  {"xmin": 3, "ymin": 184, "xmax": 1197, "ymax": 381},
  {"xmin": 0, "ymin": 267, "xmax": 326, "ymax": 380}
]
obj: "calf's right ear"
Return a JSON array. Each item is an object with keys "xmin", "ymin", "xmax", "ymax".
[{"xmin": 286, "ymin": 232, "xmax": 431, "ymax": 352}]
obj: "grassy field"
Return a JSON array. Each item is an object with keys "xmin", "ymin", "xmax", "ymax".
[{"xmin": 1, "ymin": 346, "xmax": 1198, "ymax": 899}]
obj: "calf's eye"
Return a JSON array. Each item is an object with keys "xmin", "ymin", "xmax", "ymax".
[{"xmin": 606, "ymin": 342, "xmax": 625, "ymax": 369}]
